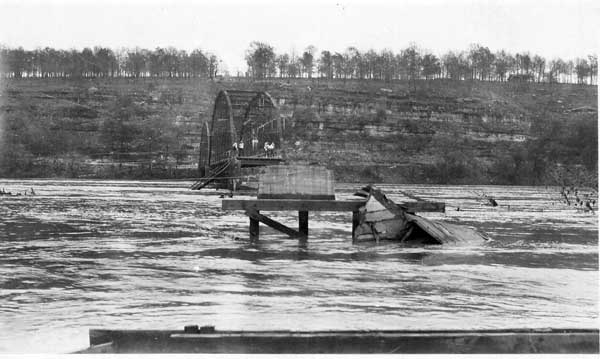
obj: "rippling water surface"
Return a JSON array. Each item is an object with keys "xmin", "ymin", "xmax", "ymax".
[{"xmin": 0, "ymin": 179, "xmax": 597, "ymax": 353}]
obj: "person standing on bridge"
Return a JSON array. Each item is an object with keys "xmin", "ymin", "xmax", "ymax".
[
  {"xmin": 251, "ymin": 130, "xmax": 259, "ymax": 154},
  {"xmin": 267, "ymin": 142, "xmax": 275, "ymax": 157},
  {"xmin": 232, "ymin": 142, "xmax": 238, "ymax": 157},
  {"xmin": 238, "ymin": 140, "xmax": 244, "ymax": 156},
  {"xmin": 264, "ymin": 141, "xmax": 269, "ymax": 157}
]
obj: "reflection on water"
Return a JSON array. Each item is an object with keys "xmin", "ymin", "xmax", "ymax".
[{"xmin": 0, "ymin": 179, "xmax": 598, "ymax": 353}]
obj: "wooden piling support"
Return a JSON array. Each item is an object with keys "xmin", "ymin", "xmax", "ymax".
[
  {"xmin": 249, "ymin": 211, "xmax": 259, "ymax": 241},
  {"xmin": 352, "ymin": 211, "xmax": 359, "ymax": 242},
  {"xmin": 299, "ymin": 211, "xmax": 309, "ymax": 236},
  {"xmin": 246, "ymin": 209, "xmax": 304, "ymax": 238}
]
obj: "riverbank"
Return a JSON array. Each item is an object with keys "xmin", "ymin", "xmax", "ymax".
[{"xmin": 0, "ymin": 77, "xmax": 596, "ymax": 185}]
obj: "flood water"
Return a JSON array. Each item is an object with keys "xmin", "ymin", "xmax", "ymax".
[{"xmin": 0, "ymin": 179, "xmax": 597, "ymax": 353}]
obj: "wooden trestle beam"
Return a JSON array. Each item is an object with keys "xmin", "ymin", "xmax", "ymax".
[
  {"xmin": 223, "ymin": 199, "xmax": 445, "ymax": 213},
  {"xmin": 222, "ymin": 198, "xmax": 445, "ymax": 241},
  {"xmin": 245, "ymin": 208, "xmax": 304, "ymax": 240}
]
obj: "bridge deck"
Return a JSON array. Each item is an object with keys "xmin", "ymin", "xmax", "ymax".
[
  {"xmin": 238, "ymin": 156, "xmax": 283, "ymax": 167},
  {"xmin": 210, "ymin": 156, "xmax": 283, "ymax": 169}
]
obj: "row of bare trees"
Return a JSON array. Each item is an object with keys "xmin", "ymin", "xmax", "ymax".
[
  {"xmin": 245, "ymin": 42, "xmax": 598, "ymax": 85},
  {"xmin": 0, "ymin": 46, "xmax": 220, "ymax": 79},
  {"xmin": 1, "ymin": 43, "xmax": 596, "ymax": 85}
]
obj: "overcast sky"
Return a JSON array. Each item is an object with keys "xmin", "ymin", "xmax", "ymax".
[{"xmin": 0, "ymin": 0, "xmax": 598, "ymax": 73}]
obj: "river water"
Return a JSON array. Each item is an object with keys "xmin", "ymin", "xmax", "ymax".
[{"xmin": 0, "ymin": 179, "xmax": 597, "ymax": 353}]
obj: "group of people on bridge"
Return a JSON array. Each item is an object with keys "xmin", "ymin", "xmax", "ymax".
[{"xmin": 231, "ymin": 140, "xmax": 276, "ymax": 157}]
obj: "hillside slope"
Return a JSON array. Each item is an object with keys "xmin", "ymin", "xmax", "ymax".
[{"xmin": 0, "ymin": 77, "xmax": 596, "ymax": 185}]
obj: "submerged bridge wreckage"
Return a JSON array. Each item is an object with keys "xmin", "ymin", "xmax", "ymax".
[
  {"xmin": 192, "ymin": 89, "xmax": 490, "ymax": 244},
  {"xmin": 221, "ymin": 165, "xmax": 492, "ymax": 245},
  {"xmin": 191, "ymin": 90, "xmax": 284, "ymax": 190}
]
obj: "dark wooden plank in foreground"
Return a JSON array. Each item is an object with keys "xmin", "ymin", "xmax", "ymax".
[
  {"xmin": 81, "ymin": 328, "xmax": 599, "ymax": 354},
  {"xmin": 222, "ymin": 199, "xmax": 445, "ymax": 213}
]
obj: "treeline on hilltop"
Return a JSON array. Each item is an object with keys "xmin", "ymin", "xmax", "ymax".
[
  {"xmin": 0, "ymin": 46, "xmax": 220, "ymax": 79},
  {"xmin": 1, "ymin": 42, "xmax": 597, "ymax": 85},
  {"xmin": 244, "ymin": 41, "xmax": 598, "ymax": 85}
]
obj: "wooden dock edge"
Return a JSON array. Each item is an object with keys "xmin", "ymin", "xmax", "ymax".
[
  {"xmin": 78, "ymin": 328, "xmax": 599, "ymax": 354},
  {"xmin": 222, "ymin": 199, "xmax": 445, "ymax": 213}
]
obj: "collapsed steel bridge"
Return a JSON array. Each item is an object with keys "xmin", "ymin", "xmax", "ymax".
[{"xmin": 192, "ymin": 90, "xmax": 283, "ymax": 190}]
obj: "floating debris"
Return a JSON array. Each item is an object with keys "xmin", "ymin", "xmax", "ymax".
[{"xmin": 353, "ymin": 186, "xmax": 491, "ymax": 245}]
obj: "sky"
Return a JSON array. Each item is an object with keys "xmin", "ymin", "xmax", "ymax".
[{"xmin": 0, "ymin": 0, "xmax": 598, "ymax": 73}]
